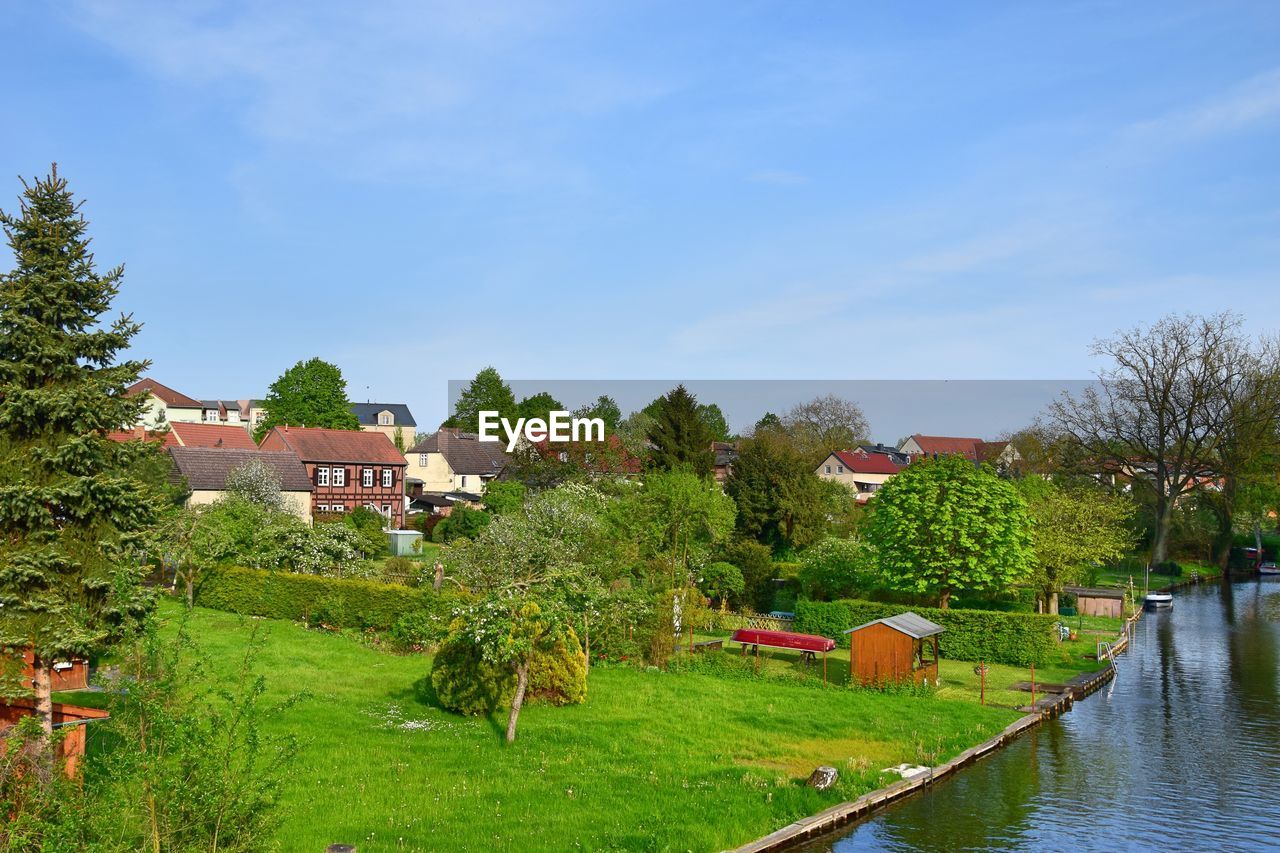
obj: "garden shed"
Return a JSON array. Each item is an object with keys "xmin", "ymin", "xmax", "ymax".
[
  {"xmin": 0, "ymin": 699, "xmax": 108, "ymax": 777},
  {"xmin": 844, "ymin": 612, "xmax": 944, "ymax": 686},
  {"xmin": 1064, "ymin": 586, "xmax": 1125, "ymax": 618}
]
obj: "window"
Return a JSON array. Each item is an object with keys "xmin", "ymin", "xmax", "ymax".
[
  {"xmin": 205, "ymin": 410, "xmax": 220, "ymax": 422},
  {"xmin": 837, "ymin": 465, "xmax": 844, "ymax": 474},
  {"xmin": 379, "ymin": 412, "xmax": 392, "ymax": 425},
  {"xmin": 317, "ymin": 505, "xmax": 328, "ymax": 513},
  {"xmin": 382, "ymin": 469, "xmax": 393, "ymax": 488},
  {"xmin": 418, "ymin": 454, "xmax": 428, "ymax": 467},
  {"xmin": 825, "ymin": 465, "xmax": 831, "ymax": 474},
  {"xmin": 331, "ymin": 504, "xmax": 345, "ymax": 513},
  {"xmin": 317, "ymin": 467, "xmax": 330, "ymax": 487},
  {"xmin": 381, "ymin": 503, "xmax": 392, "ymax": 518},
  {"xmin": 362, "ymin": 468, "xmax": 374, "ymax": 488},
  {"xmin": 333, "ymin": 467, "xmax": 346, "ymax": 487},
  {"xmin": 254, "ymin": 411, "xmax": 266, "ymax": 424},
  {"xmin": 459, "ymin": 475, "xmax": 467, "ymax": 488}
]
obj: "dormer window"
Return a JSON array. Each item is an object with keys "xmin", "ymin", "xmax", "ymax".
[
  {"xmin": 205, "ymin": 410, "xmax": 219, "ymax": 422},
  {"xmin": 379, "ymin": 412, "xmax": 392, "ymax": 425}
]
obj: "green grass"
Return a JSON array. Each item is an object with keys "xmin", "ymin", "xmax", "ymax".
[{"xmin": 76, "ymin": 600, "xmax": 1024, "ymax": 852}]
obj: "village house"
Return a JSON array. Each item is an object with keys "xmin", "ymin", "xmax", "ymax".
[
  {"xmin": 259, "ymin": 426, "xmax": 407, "ymax": 527},
  {"xmin": 405, "ymin": 429, "xmax": 508, "ymax": 497},
  {"xmin": 351, "ymin": 402, "xmax": 417, "ymax": 450},
  {"xmin": 168, "ymin": 447, "xmax": 314, "ymax": 520},
  {"xmin": 108, "ymin": 421, "xmax": 259, "ymax": 449},
  {"xmin": 816, "ymin": 448, "xmax": 906, "ymax": 502},
  {"xmin": 712, "ymin": 441, "xmax": 739, "ymax": 484},
  {"xmin": 897, "ymin": 433, "xmax": 1020, "ymax": 468},
  {"xmin": 126, "ymin": 378, "xmax": 205, "ymax": 428}
]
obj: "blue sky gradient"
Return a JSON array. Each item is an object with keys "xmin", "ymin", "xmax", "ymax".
[{"xmin": 3, "ymin": 2, "xmax": 1278, "ymax": 434}]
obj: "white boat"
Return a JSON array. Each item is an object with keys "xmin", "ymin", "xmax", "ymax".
[
  {"xmin": 1144, "ymin": 591, "xmax": 1173, "ymax": 609},
  {"xmin": 1260, "ymin": 562, "xmax": 1280, "ymax": 576}
]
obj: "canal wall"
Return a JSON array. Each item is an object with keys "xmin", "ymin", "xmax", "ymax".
[{"xmin": 732, "ymin": 618, "xmax": 1136, "ymax": 852}]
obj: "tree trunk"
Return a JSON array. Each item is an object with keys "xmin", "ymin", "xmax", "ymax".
[
  {"xmin": 938, "ymin": 588, "xmax": 950, "ymax": 610},
  {"xmin": 433, "ymin": 561, "xmax": 444, "ymax": 591},
  {"xmin": 185, "ymin": 573, "xmax": 195, "ymax": 609},
  {"xmin": 506, "ymin": 662, "xmax": 530, "ymax": 744},
  {"xmin": 1211, "ymin": 477, "xmax": 1238, "ymax": 572},
  {"xmin": 1151, "ymin": 494, "xmax": 1173, "ymax": 565},
  {"xmin": 1048, "ymin": 591, "xmax": 1059, "ymax": 616},
  {"xmin": 31, "ymin": 655, "xmax": 54, "ymax": 779}
]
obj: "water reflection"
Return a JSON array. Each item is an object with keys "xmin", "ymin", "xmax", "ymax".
[{"xmin": 800, "ymin": 581, "xmax": 1280, "ymax": 852}]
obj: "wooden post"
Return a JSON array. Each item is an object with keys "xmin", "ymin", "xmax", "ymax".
[
  {"xmin": 823, "ymin": 650, "xmax": 828, "ymax": 685},
  {"xmin": 980, "ymin": 659, "xmax": 986, "ymax": 706},
  {"xmin": 754, "ymin": 642, "xmax": 759, "ymax": 674},
  {"xmin": 1030, "ymin": 663, "xmax": 1036, "ymax": 707}
]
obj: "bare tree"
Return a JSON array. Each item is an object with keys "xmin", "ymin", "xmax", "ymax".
[
  {"xmin": 1047, "ymin": 313, "xmax": 1239, "ymax": 565},
  {"xmin": 780, "ymin": 394, "xmax": 870, "ymax": 462}
]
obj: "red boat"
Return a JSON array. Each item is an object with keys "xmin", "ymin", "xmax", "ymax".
[{"xmin": 730, "ymin": 628, "xmax": 836, "ymax": 654}]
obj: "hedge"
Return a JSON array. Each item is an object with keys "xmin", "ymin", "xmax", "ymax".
[
  {"xmin": 793, "ymin": 598, "xmax": 1060, "ymax": 666},
  {"xmin": 194, "ymin": 565, "xmax": 459, "ymax": 631}
]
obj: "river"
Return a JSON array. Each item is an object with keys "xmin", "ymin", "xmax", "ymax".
[{"xmin": 800, "ymin": 578, "xmax": 1280, "ymax": 852}]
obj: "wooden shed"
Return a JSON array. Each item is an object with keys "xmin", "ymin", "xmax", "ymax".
[
  {"xmin": 844, "ymin": 612, "xmax": 944, "ymax": 686},
  {"xmin": 1064, "ymin": 586, "xmax": 1125, "ymax": 618},
  {"xmin": 0, "ymin": 699, "xmax": 109, "ymax": 777}
]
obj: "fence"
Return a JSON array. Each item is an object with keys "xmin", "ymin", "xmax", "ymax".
[{"xmin": 718, "ymin": 611, "xmax": 795, "ymax": 632}]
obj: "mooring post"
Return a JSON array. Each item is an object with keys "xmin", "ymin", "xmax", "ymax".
[
  {"xmin": 1030, "ymin": 663, "xmax": 1037, "ymax": 707},
  {"xmin": 980, "ymin": 659, "xmax": 986, "ymax": 706}
]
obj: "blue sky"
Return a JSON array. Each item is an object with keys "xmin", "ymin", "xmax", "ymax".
[{"xmin": 3, "ymin": 2, "xmax": 1279, "ymax": 436}]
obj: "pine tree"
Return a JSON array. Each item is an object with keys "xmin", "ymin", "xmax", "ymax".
[
  {"xmin": 255, "ymin": 357, "xmax": 359, "ymax": 440},
  {"xmin": 0, "ymin": 167, "xmax": 160, "ymax": 757},
  {"xmin": 646, "ymin": 385, "xmax": 714, "ymax": 476}
]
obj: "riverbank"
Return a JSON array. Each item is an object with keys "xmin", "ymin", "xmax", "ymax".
[{"xmin": 731, "ymin": 609, "xmax": 1137, "ymax": 851}]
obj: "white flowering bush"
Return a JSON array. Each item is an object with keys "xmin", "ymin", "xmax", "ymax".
[{"xmin": 225, "ymin": 459, "xmax": 286, "ymax": 512}]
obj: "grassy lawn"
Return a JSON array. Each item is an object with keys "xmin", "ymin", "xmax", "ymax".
[{"xmin": 70, "ymin": 600, "xmax": 1024, "ymax": 852}]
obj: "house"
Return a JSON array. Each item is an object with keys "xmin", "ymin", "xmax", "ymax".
[
  {"xmin": 711, "ymin": 441, "xmax": 739, "ymax": 484},
  {"xmin": 405, "ymin": 429, "xmax": 508, "ymax": 497},
  {"xmin": 351, "ymin": 402, "xmax": 417, "ymax": 450},
  {"xmin": 1064, "ymin": 586, "xmax": 1125, "ymax": 619},
  {"xmin": 817, "ymin": 449, "xmax": 905, "ymax": 502},
  {"xmin": 259, "ymin": 426, "xmax": 407, "ymax": 526},
  {"xmin": 898, "ymin": 434, "xmax": 1020, "ymax": 468},
  {"xmin": 126, "ymin": 378, "xmax": 205, "ymax": 428},
  {"xmin": 844, "ymin": 612, "xmax": 944, "ymax": 686},
  {"xmin": 168, "ymin": 447, "xmax": 314, "ymax": 520},
  {"xmin": 106, "ymin": 422, "xmax": 258, "ymax": 449},
  {"xmin": 857, "ymin": 443, "xmax": 913, "ymax": 467}
]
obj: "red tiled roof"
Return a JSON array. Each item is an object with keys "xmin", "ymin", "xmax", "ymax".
[
  {"xmin": 125, "ymin": 378, "xmax": 203, "ymax": 409},
  {"xmin": 169, "ymin": 422, "xmax": 258, "ymax": 450},
  {"xmin": 906, "ymin": 434, "xmax": 984, "ymax": 459},
  {"xmin": 830, "ymin": 449, "xmax": 904, "ymax": 474},
  {"xmin": 106, "ymin": 426, "xmax": 181, "ymax": 447},
  {"xmin": 260, "ymin": 426, "xmax": 405, "ymax": 465}
]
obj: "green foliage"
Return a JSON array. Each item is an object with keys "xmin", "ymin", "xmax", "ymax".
[
  {"xmin": 0, "ymin": 167, "xmax": 160, "ymax": 697},
  {"xmin": 793, "ymin": 599, "xmax": 1059, "ymax": 665},
  {"xmin": 726, "ymin": 430, "xmax": 842, "ymax": 551},
  {"xmin": 432, "ymin": 504, "xmax": 492, "ymax": 543},
  {"xmin": 194, "ymin": 564, "xmax": 459, "ymax": 631},
  {"xmin": 516, "ymin": 391, "xmax": 565, "ymax": 423},
  {"xmin": 345, "ymin": 505, "xmax": 390, "ymax": 558},
  {"xmin": 255, "ymin": 357, "xmax": 359, "ymax": 439},
  {"xmin": 797, "ymin": 537, "xmax": 873, "ymax": 600},
  {"xmin": 645, "ymin": 385, "xmax": 715, "ymax": 476},
  {"xmin": 716, "ymin": 539, "xmax": 777, "ymax": 612},
  {"xmin": 697, "ymin": 402, "xmax": 732, "ymax": 442},
  {"xmin": 432, "ymin": 623, "xmax": 587, "ymax": 715},
  {"xmin": 528, "ymin": 626, "xmax": 588, "ymax": 706},
  {"xmin": 482, "ymin": 480, "xmax": 527, "ymax": 515},
  {"xmin": 698, "ymin": 561, "xmax": 745, "ymax": 607},
  {"xmin": 572, "ymin": 395, "xmax": 622, "ymax": 433},
  {"xmin": 628, "ymin": 468, "xmax": 736, "ymax": 586},
  {"xmin": 865, "ymin": 455, "xmax": 1033, "ymax": 608},
  {"xmin": 449, "ymin": 366, "xmax": 517, "ymax": 433}
]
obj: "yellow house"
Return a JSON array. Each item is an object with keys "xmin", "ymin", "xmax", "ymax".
[
  {"xmin": 351, "ymin": 403, "xmax": 417, "ymax": 452},
  {"xmin": 405, "ymin": 429, "xmax": 508, "ymax": 496},
  {"xmin": 816, "ymin": 449, "xmax": 906, "ymax": 502},
  {"xmin": 126, "ymin": 378, "xmax": 205, "ymax": 428},
  {"xmin": 167, "ymin": 447, "xmax": 314, "ymax": 521}
]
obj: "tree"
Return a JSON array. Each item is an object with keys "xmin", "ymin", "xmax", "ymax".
[
  {"xmin": 865, "ymin": 455, "xmax": 1033, "ymax": 608},
  {"xmin": 725, "ymin": 429, "xmax": 841, "ymax": 552},
  {"xmin": 0, "ymin": 168, "xmax": 160, "ymax": 757},
  {"xmin": 631, "ymin": 469, "xmax": 736, "ymax": 586},
  {"xmin": 1047, "ymin": 313, "xmax": 1238, "ymax": 565},
  {"xmin": 224, "ymin": 458, "xmax": 286, "ymax": 512},
  {"xmin": 780, "ymin": 394, "xmax": 870, "ymax": 462},
  {"xmin": 449, "ymin": 367, "xmax": 516, "ymax": 433},
  {"xmin": 573, "ymin": 395, "xmax": 622, "ymax": 433},
  {"xmin": 255, "ymin": 357, "xmax": 359, "ymax": 440},
  {"xmin": 483, "ymin": 480, "xmax": 527, "ymax": 515},
  {"xmin": 1017, "ymin": 479, "xmax": 1135, "ymax": 614},
  {"xmin": 646, "ymin": 385, "xmax": 714, "ymax": 476},
  {"xmin": 516, "ymin": 391, "xmax": 565, "ymax": 424},
  {"xmin": 697, "ymin": 402, "xmax": 732, "ymax": 442},
  {"xmin": 698, "ymin": 562, "xmax": 744, "ymax": 610},
  {"xmin": 797, "ymin": 536, "xmax": 873, "ymax": 601}
]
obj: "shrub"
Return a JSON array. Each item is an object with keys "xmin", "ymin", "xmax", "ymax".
[
  {"xmin": 194, "ymin": 565, "xmax": 458, "ymax": 631},
  {"xmin": 698, "ymin": 561, "xmax": 744, "ymax": 608},
  {"xmin": 1153, "ymin": 560, "xmax": 1182, "ymax": 577},
  {"xmin": 793, "ymin": 598, "xmax": 1059, "ymax": 666},
  {"xmin": 716, "ymin": 540, "xmax": 775, "ymax": 611},
  {"xmin": 387, "ymin": 608, "xmax": 450, "ymax": 651},
  {"xmin": 432, "ymin": 506, "xmax": 491, "ymax": 543},
  {"xmin": 797, "ymin": 537, "xmax": 871, "ymax": 600},
  {"xmin": 431, "ymin": 628, "xmax": 587, "ymax": 714}
]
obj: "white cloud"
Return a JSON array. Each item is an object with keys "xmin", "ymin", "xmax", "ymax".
[{"xmin": 1129, "ymin": 67, "xmax": 1280, "ymax": 141}]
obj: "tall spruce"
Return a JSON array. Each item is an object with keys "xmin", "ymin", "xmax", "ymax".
[
  {"xmin": 0, "ymin": 167, "xmax": 159, "ymax": 755},
  {"xmin": 646, "ymin": 385, "xmax": 714, "ymax": 477}
]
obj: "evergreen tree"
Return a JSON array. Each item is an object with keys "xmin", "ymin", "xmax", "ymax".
[
  {"xmin": 646, "ymin": 385, "xmax": 714, "ymax": 476},
  {"xmin": 255, "ymin": 357, "xmax": 359, "ymax": 440},
  {"xmin": 449, "ymin": 366, "xmax": 517, "ymax": 433},
  {"xmin": 0, "ymin": 167, "xmax": 160, "ymax": 754}
]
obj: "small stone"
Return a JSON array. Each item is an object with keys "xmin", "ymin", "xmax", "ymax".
[
  {"xmin": 326, "ymin": 845, "xmax": 356, "ymax": 853},
  {"xmin": 806, "ymin": 765, "xmax": 838, "ymax": 790}
]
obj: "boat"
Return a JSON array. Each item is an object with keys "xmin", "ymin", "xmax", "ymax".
[
  {"xmin": 1144, "ymin": 591, "xmax": 1173, "ymax": 610},
  {"xmin": 1260, "ymin": 562, "xmax": 1280, "ymax": 576}
]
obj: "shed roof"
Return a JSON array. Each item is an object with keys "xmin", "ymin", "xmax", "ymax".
[
  {"xmin": 844, "ymin": 612, "xmax": 944, "ymax": 639},
  {"xmin": 1063, "ymin": 586, "xmax": 1125, "ymax": 600}
]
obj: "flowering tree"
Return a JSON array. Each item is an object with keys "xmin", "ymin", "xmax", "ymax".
[{"xmin": 224, "ymin": 459, "xmax": 285, "ymax": 512}]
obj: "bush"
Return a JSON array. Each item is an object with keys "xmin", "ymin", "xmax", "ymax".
[
  {"xmin": 431, "ymin": 628, "xmax": 587, "ymax": 714},
  {"xmin": 194, "ymin": 565, "xmax": 458, "ymax": 631},
  {"xmin": 1153, "ymin": 560, "xmax": 1182, "ymax": 577},
  {"xmin": 793, "ymin": 598, "xmax": 1059, "ymax": 666},
  {"xmin": 716, "ymin": 540, "xmax": 775, "ymax": 611},
  {"xmin": 432, "ymin": 505, "xmax": 491, "ymax": 543},
  {"xmin": 797, "ymin": 537, "xmax": 871, "ymax": 601}
]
